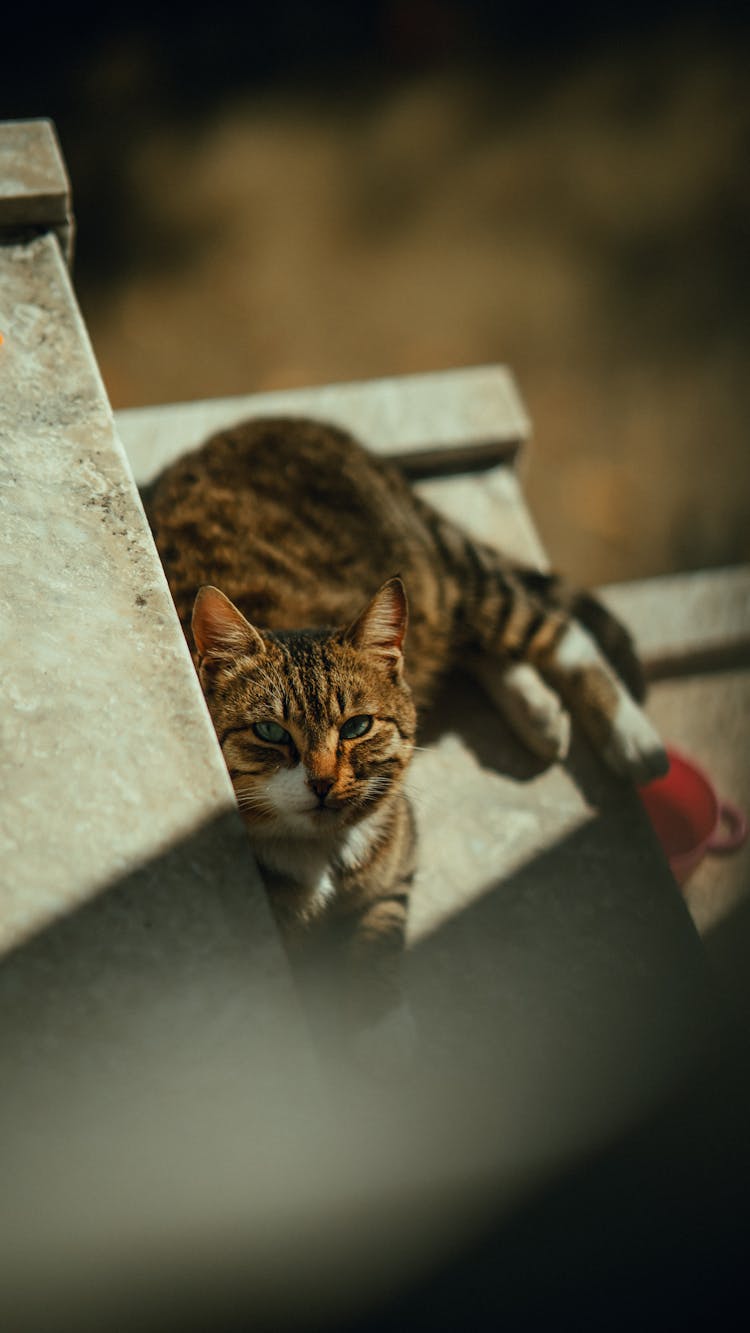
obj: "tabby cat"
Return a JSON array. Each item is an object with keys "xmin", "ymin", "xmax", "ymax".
[{"xmin": 146, "ymin": 417, "xmax": 666, "ymax": 1055}]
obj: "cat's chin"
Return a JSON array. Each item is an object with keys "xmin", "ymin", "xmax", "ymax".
[
  {"xmin": 264, "ymin": 805, "xmax": 348, "ymax": 838},
  {"xmin": 306, "ymin": 804, "xmax": 344, "ymax": 824}
]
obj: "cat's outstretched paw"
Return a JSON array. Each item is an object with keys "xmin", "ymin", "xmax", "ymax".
[
  {"xmin": 474, "ymin": 659, "xmax": 571, "ymax": 762},
  {"xmin": 541, "ymin": 621, "xmax": 667, "ymax": 783},
  {"xmin": 351, "ymin": 1001, "xmax": 417, "ymax": 1080},
  {"xmin": 601, "ymin": 695, "xmax": 669, "ymax": 784}
]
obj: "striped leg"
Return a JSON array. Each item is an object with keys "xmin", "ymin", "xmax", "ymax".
[
  {"xmin": 422, "ymin": 505, "xmax": 664, "ymax": 781},
  {"xmin": 533, "ymin": 620, "xmax": 668, "ymax": 782},
  {"xmin": 471, "ymin": 656, "xmax": 571, "ymax": 762},
  {"xmin": 464, "ymin": 569, "xmax": 666, "ymax": 781}
]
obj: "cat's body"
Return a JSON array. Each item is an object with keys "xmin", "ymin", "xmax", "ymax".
[{"xmin": 146, "ymin": 416, "xmax": 667, "ymax": 1048}]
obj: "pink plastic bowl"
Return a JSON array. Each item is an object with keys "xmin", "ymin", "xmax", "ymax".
[{"xmin": 638, "ymin": 746, "xmax": 747, "ymax": 886}]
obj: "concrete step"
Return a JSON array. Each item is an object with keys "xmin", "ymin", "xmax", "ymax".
[
  {"xmin": 0, "ymin": 129, "xmax": 321, "ymax": 1324},
  {"xmin": 603, "ymin": 565, "xmax": 750, "ymax": 680},
  {"xmin": 0, "ymin": 117, "xmax": 74, "ymax": 264},
  {"xmin": 116, "ymin": 362, "xmax": 531, "ymax": 486}
]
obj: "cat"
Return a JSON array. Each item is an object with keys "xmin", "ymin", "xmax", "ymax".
[{"xmin": 145, "ymin": 416, "xmax": 667, "ymax": 1060}]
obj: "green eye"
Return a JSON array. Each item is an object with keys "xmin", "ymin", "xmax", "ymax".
[
  {"xmin": 253, "ymin": 721, "xmax": 291, "ymax": 744},
  {"xmin": 340, "ymin": 714, "xmax": 373, "ymax": 741}
]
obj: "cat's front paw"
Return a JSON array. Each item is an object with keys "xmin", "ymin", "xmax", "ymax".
[
  {"xmin": 602, "ymin": 695, "xmax": 669, "ymax": 784},
  {"xmin": 474, "ymin": 660, "xmax": 571, "ymax": 761},
  {"xmin": 499, "ymin": 662, "xmax": 572, "ymax": 760},
  {"xmin": 351, "ymin": 1001, "xmax": 417, "ymax": 1080}
]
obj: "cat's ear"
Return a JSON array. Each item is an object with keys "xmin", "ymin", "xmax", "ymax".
[
  {"xmin": 344, "ymin": 577, "xmax": 408, "ymax": 673},
  {"xmin": 192, "ymin": 586, "xmax": 265, "ymax": 661}
]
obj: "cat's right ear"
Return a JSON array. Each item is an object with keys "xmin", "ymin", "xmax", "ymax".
[{"xmin": 192, "ymin": 586, "xmax": 265, "ymax": 662}]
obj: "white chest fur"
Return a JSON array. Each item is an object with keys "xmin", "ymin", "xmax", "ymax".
[
  {"xmin": 251, "ymin": 805, "xmax": 386, "ymax": 901},
  {"xmin": 252, "ymin": 835, "xmax": 336, "ymax": 906}
]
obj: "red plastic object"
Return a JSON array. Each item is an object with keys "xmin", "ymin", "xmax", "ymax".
[{"xmin": 638, "ymin": 746, "xmax": 747, "ymax": 886}]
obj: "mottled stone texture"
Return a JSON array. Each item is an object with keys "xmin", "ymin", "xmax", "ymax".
[
  {"xmin": 116, "ymin": 363, "xmax": 530, "ymax": 484},
  {"xmin": 0, "ymin": 231, "xmax": 315, "ymax": 1198},
  {"xmin": 0, "ymin": 233, "xmax": 276, "ymax": 950},
  {"xmin": 0, "ymin": 119, "xmax": 73, "ymax": 262},
  {"xmin": 603, "ymin": 565, "xmax": 750, "ymax": 680}
]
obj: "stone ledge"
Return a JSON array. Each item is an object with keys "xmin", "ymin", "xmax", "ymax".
[
  {"xmin": 0, "ymin": 233, "xmax": 271, "ymax": 951},
  {"xmin": 116, "ymin": 364, "xmax": 531, "ymax": 485},
  {"xmin": 601, "ymin": 565, "xmax": 750, "ymax": 678},
  {"xmin": 0, "ymin": 119, "xmax": 73, "ymax": 264},
  {"xmin": 0, "ymin": 225, "xmax": 319, "ymax": 1307}
]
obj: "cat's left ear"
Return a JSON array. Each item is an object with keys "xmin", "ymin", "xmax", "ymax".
[
  {"xmin": 344, "ymin": 577, "xmax": 408, "ymax": 675},
  {"xmin": 192, "ymin": 586, "xmax": 265, "ymax": 662}
]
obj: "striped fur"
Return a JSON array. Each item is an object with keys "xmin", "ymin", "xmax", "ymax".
[{"xmin": 146, "ymin": 417, "xmax": 666, "ymax": 1045}]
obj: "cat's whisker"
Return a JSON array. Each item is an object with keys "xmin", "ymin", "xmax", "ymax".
[
  {"xmin": 235, "ymin": 787, "xmax": 269, "ymax": 803},
  {"xmin": 234, "ymin": 789, "xmax": 271, "ymax": 812}
]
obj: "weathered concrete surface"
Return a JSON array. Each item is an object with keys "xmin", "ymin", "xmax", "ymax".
[
  {"xmin": 0, "ymin": 119, "xmax": 73, "ymax": 262},
  {"xmin": 116, "ymin": 363, "xmax": 531, "ymax": 484},
  {"xmin": 603, "ymin": 565, "xmax": 750, "ymax": 681},
  {"xmin": 0, "ymin": 231, "xmax": 320, "ymax": 1255},
  {"xmin": 416, "ymin": 462, "xmax": 548, "ymax": 566},
  {"xmin": 0, "ymin": 233, "xmax": 273, "ymax": 951}
]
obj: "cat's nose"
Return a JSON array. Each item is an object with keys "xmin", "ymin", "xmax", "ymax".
[{"xmin": 307, "ymin": 776, "xmax": 334, "ymax": 802}]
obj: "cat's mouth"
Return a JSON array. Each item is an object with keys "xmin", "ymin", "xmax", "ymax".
[{"xmin": 307, "ymin": 799, "xmax": 344, "ymax": 817}]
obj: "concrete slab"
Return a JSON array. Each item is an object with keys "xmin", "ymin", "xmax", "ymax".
[
  {"xmin": 116, "ymin": 364, "xmax": 531, "ymax": 485},
  {"xmin": 0, "ymin": 234, "xmax": 264, "ymax": 949},
  {"xmin": 0, "ymin": 119, "xmax": 73, "ymax": 263},
  {"xmin": 0, "ymin": 230, "xmax": 317, "ymax": 1215},
  {"xmin": 416, "ymin": 463, "xmax": 548, "ymax": 566},
  {"xmin": 603, "ymin": 566, "xmax": 750, "ymax": 681}
]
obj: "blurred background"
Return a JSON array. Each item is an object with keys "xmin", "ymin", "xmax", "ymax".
[{"xmin": 4, "ymin": 0, "xmax": 750, "ymax": 586}]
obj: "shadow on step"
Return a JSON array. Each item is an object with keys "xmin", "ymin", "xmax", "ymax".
[
  {"xmin": 420, "ymin": 667, "xmax": 647, "ymax": 811},
  {"xmin": 0, "ymin": 794, "xmax": 716, "ymax": 1333}
]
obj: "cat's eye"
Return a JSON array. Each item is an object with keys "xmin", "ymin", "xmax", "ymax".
[
  {"xmin": 340, "ymin": 714, "xmax": 373, "ymax": 741},
  {"xmin": 252, "ymin": 720, "xmax": 291, "ymax": 745}
]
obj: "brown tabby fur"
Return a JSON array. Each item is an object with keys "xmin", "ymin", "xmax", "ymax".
[{"xmin": 145, "ymin": 416, "xmax": 658, "ymax": 1043}]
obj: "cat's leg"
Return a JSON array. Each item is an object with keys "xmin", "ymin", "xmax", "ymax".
[
  {"xmin": 456, "ymin": 552, "xmax": 666, "ymax": 782},
  {"xmin": 470, "ymin": 655, "xmax": 571, "ymax": 762},
  {"xmin": 344, "ymin": 890, "xmax": 416, "ymax": 1077},
  {"xmin": 511, "ymin": 569, "xmax": 647, "ymax": 702},
  {"xmin": 532, "ymin": 619, "xmax": 668, "ymax": 782}
]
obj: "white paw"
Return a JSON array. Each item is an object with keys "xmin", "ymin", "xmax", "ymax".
[
  {"xmin": 352, "ymin": 1002, "xmax": 417, "ymax": 1078},
  {"xmin": 602, "ymin": 695, "xmax": 669, "ymax": 784},
  {"xmin": 475, "ymin": 660, "xmax": 571, "ymax": 761}
]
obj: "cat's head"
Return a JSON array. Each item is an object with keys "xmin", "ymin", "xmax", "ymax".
[{"xmin": 191, "ymin": 578, "xmax": 416, "ymax": 837}]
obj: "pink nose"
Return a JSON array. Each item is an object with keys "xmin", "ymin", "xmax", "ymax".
[{"xmin": 308, "ymin": 777, "xmax": 334, "ymax": 801}]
